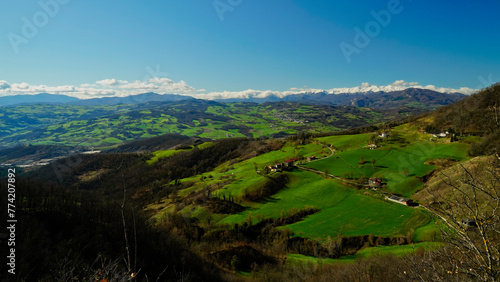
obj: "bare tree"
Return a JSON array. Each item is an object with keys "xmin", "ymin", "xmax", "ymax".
[{"xmin": 406, "ymin": 156, "xmax": 500, "ymax": 281}]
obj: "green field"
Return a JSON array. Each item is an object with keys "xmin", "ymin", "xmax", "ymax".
[
  {"xmin": 175, "ymin": 142, "xmax": 325, "ymax": 199},
  {"xmin": 316, "ymin": 134, "xmax": 370, "ymax": 150},
  {"xmin": 304, "ymin": 140, "xmax": 468, "ymax": 196},
  {"xmin": 147, "ymin": 147, "xmax": 192, "ymax": 164},
  {"xmin": 221, "ymin": 170, "xmax": 430, "ymax": 240},
  {"xmin": 413, "ymin": 219, "xmax": 442, "ymax": 242},
  {"xmin": 148, "ymin": 134, "xmax": 458, "ymax": 257},
  {"xmin": 149, "ymin": 138, "xmax": 441, "ymax": 241}
]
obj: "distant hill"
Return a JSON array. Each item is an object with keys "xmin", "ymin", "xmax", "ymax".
[
  {"xmin": 0, "ymin": 92, "xmax": 194, "ymax": 107},
  {"xmin": 1, "ymin": 88, "xmax": 466, "ymax": 108},
  {"xmin": 426, "ymin": 83, "xmax": 500, "ymax": 155},
  {"xmin": 216, "ymin": 88, "xmax": 467, "ymax": 109},
  {"xmin": 0, "ymin": 99, "xmax": 425, "ymax": 148},
  {"xmin": 0, "ymin": 93, "xmax": 79, "ymax": 107},
  {"xmin": 70, "ymin": 92, "xmax": 194, "ymax": 106},
  {"xmin": 431, "ymin": 83, "xmax": 500, "ymax": 134}
]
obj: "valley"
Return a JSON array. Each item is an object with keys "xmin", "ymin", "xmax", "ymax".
[
  {"xmin": 2, "ymin": 1, "xmax": 499, "ymax": 280},
  {"xmin": 0, "ymin": 100, "xmax": 421, "ymax": 149},
  {"xmin": 144, "ymin": 128, "xmax": 468, "ymax": 267},
  {"xmin": 1, "ymin": 84, "xmax": 499, "ymax": 281}
]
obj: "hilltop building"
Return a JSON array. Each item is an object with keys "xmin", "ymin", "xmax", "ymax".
[
  {"xmin": 284, "ymin": 158, "xmax": 298, "ymax": 167},
  {"xmin": 268, "ymin": 159, "xmax": 298, "ymax": 172},
  {"xmin": 369, "ymin": 178, "xmax": 382, "ymax": 187}
]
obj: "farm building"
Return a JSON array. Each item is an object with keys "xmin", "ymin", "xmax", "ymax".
[
  {"xmin": 369, "ymin": 178, "xmax": 382, "ymax": 187},
  {"xmin": 379, "ymin": 132, "xmax": 387, "ymax": 138},
  {"xmin": 387, "ymin": 195, "xmax": 405, "ymax": 203},
  {"xmin": 387, "ymin": 195, "xmax": 417, "ymax": 206},
  {"xmin": 268, "ymin": 163, "xmax": 283, "ymax": 172},
  {"xmin": 307, "ymin": 156, "xmax": 316, "ymax": 162},
  {"xmin": 284, "ymin": 158, "xmax": 298, "ymax": 167},
  {"xmin": 268, "ymin": 159, "xmax": 298, "ymax": 172},
  {"xmin": 368, "ymin": 143, "xmax": 378, "ymax": 150}
]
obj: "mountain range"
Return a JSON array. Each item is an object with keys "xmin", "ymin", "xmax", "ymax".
[
  {"xmin": 0, "ymin": 88, "xmax": 467, "ymax": 109},
  {"xmin": 0, "ymin": 92, "xmax": 192, "ymax": 107},
  {"xmin": 0, "ymin": 93, "xmax": 79, "ymax": 106},
  {"xmin": 215, "ymin": 88, "xmax": 466, "ymax": 108}
]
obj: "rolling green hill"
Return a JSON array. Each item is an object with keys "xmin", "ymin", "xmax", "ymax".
[{"xmin": 138, "ymin": 126, "xmax": 478, "ymax": 269}]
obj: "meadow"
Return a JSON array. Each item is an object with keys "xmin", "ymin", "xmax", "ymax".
[
  {"xmin": 221, "ymin": 170, "xmax": 430, "ymax": 240},
  {"xmin": 305, "ymin": 138, "xmax": 468, "ymax": 196},
  {"xmin": 147, "ymin": 135, "xmax": 448, "ymax": 241},
  {"xmin": 146, "ymin": 147, "xmax": 193, "ymax": 164}
]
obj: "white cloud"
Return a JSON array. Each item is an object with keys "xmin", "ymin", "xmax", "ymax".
[
  {"xmin": 148, "ymin": 77, "xmax": 173, "ymax": 84},
  {"xmin": 15, "ymin": 82, "xmax": 30, "ymax": 89},
  {"xmin": 118, "ymin": 80, "xmax": 156, "ymax": 90},
  {"xmin": 391, "ymin": 80, "xmax": 407, "ymax": 86},
  {"xmin": 195, "ymin": 81, "xmax": 478, "ymax": 100},
  {"xmin": 0, "ymin": 80, "xmax": 11, "ymax": 90},
  {"xmin": 96, "ymin": 78, "xmax": 118, "ymax": 86},
  {"xmin": 0, "ymin": 78, "xmax": 479, "ymax": 100},
  {"xmin": 0, "ymin": 77, "xmax": 201, "ymax": 99},
  {"xmin": 390, "ymin": 80, "xmax": 420, "ymax": 87}
]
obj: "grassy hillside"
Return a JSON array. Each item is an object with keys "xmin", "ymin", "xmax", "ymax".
[
  {"xmin": 148, "ymin": 135, "xmax": 451, "ymax": 248},
  {"xmin": 419, "ymin": 83, "xmax": 500, "ymax": 156},
  {"xmin": 413, "ymin": 155, "xmax": 499, "ymax": 206},
  {"xmin": 140, "ymin": 125, "xmax": 483, "ymax": 270},
  {"xmin": 217, "ymin": 169, "xmax": 429, "ymax": 239},
  {"xmin": 306, "ymin": 131, "xmax": 468, "ymax": 196}
]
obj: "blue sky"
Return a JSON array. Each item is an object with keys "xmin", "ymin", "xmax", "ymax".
[{"xmin": 0, "ymin": 0, "xmax": 499, "ymax": 98}]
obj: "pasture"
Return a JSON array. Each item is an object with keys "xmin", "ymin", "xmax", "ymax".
[
  {"xmin": 221, "ymin": 170, "xmax": 431, "ymax": 240},
  {"xmin": 305, "ymin": 139, "xmax": 468, "ymax": 196}
]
